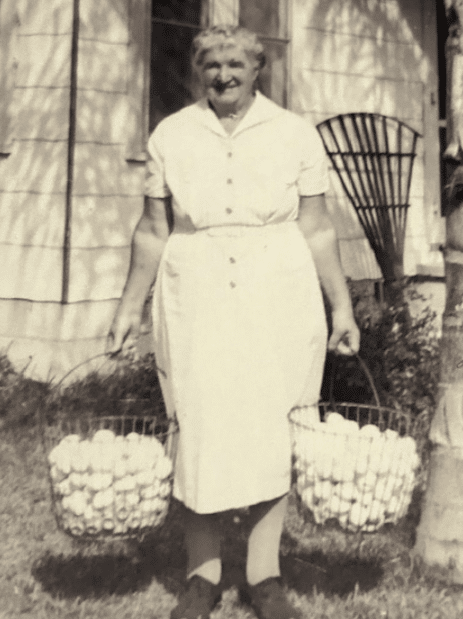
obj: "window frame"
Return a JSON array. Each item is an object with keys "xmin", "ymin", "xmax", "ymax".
[
  {"xmin": 125, "ymin": 0, "xmax": 290, "ymax": 162},
  {"xmin": 0, "ymin": 0, "xmax": 17, "ymax": 156}
]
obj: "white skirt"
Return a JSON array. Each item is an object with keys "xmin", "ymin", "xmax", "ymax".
[{"xmin": 152, "ymin": 221, "xmax": 327, "ymax": 513}]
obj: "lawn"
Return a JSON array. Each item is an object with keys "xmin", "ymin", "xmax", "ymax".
[{"xmin": 1, "ymin": 349, "xmax": 463, "ymax": 619}]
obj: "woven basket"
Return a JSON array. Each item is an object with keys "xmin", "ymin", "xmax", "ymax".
[
  {"xmin": 289, "ymin": 355, "xmax": 421, "ymax": 533},
  {"xmin": 40, "ymin": 354, "xmax": 178, "ymax": 541}
]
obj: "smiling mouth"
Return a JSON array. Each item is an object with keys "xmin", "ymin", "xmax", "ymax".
[{"xmin": 213, "ymin": 82, "xmax": 238, "ymax": 93}]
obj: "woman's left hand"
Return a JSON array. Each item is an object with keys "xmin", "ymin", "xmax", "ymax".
[{"xmin": 328, "ymin": 310, "xmax": 360, "ymax": 356}]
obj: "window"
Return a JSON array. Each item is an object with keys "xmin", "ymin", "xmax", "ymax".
[
  {"xmin": 149, "ymin": 0, "xmax": 203, "ymax": 132},
  {"xmin": 0, "ymin": 0, "xmax": 17, "ymax": 155},
  {"xmin": 239, "ymin": 0, "xmax": 289, "ymax": 108},
  {"xmin": 125, "ymin": 0, "xmax": 290, "ymax": 160}
]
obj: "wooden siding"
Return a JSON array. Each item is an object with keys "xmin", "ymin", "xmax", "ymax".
[
  {"xmin": 70, "ymin": 0, "xmax": 144, "ymax": 304},
  {"xmin": 0, "ymin": 0, "xmax": 72, "ymax": 302},
  {"xmin": 291, "ymin": 0, "xmax": 444, "ymax": 280}
]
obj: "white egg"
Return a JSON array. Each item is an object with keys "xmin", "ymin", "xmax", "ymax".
[
  {"xmin": 325, "ymin": 412, "xmax": 346, "ymax": 425},
  {"xmin": 63, "ymin": 434, "xmax": 80, "ymax": 444},
  {"xmin": 141, "ymin": 482, "xmax": 161, "ymax": 500},
  {"xmin": 92, "ymin": 429, "xmax": 116, "ymax": 443},
  {"xmin": 114, "ymin": 475, "xmax": 137, "ymax": 493},
  {"xmin": 359, "ymin": 424, "xmax": 381, "ymax": 437},
  {"xmin": 57, "ymin": 477, "xmax": 73, "ymax": 497},
  {"xmin": 113, "ymin": 458, "xmax": 128, "ymax": 480},
  {"xmin": 329, "ymin": 495, "xmax": 351, "ymax": 516},
  {"xmin": 348, "ymin": 502, "xmax": 369, "ymax": 529},
  {"xmin": 356, "ymin": 469, "xmax": 378, "ymax": 492},
  {"xmin": 88, "ymin": 473, "xmax": 113, "ymax": 492},
  {"xmin": 125, "ymin": 492, "xmax": 140, "ymax": 507},
  {"xmin": 301, "ymin": 486, "xmax": 314, "ymax": 509},
  {"xmin": 384, "ymin": 429, "xmax": 399, "ymax": 441},
  {"xmin": 125, "ymin": 432, "xmax": 141, "ymax": 443},
  {"xmin": 55, "ymin": 448, "xmax": 73, "ymax": 477},
  {"xmin": 127, "ymin": 510, "xmax": 142, "ymax": 529},
  {"xmin": 67, "ymin": 490, "xmax": 88, "ymax": 516},
  {"xmin": 315, "ymin": 449, "xmax": 333, "ymax": 480},
  {"xmin": 155, "ymin": 456, "xmax": 173, "ymax": 479},
  {"xmin": 93, "ymin": 487, "xmax": 115, "ymax": 510},
  {"xmin": 50, "ymin": 464, "xmax": 67, "ymax": 483},
  {"xmin": 334, "ymin": 481, "xmax": 357, "ymax": 503},
  {"xmin": 374, "ymin": 476, "xmax": 396, "ymax": 504},
  {"xmin": 158, "ymin": 481, "xmax": 171, "ymax": 499},
  {"xmin": 314, "ymin": 480, "xmax": 333, "ymax": 503},
  {"xmin": 332, "ymin": 454, "xmax": 356, "ymax": 483},
  {"xmin": 366, "ymin": 499, "xmax": 385, "ymax": 525},
  {"xmin": 114, "ymin": 522, "xmax": 128, "ymax": 535},
  {"xmin": 136, "ymin": 469, "xmax": 157, "ymax": 487},
  {"xmin": 97, "ymin": 444, "xmax": 118, "ymax": 473}
]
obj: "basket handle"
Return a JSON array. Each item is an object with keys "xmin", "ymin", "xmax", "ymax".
[
  {"xmin": 328, "ymin": 352, "xmax": 381, "ymax": 410},
  {"xmin": 53, "ymin": 352, "xmax": 132, "ymax": 391}
]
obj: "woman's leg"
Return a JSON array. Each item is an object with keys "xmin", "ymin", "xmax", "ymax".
[
  {"xmin": 170, "ymin": 507, "xmax": 222, "ymax": 619},
  {"xmin": 184, "ymin": 506, "xmax": 222, "ymax": 585},
  {"xmin": 246, "ymin": 494, "xmax": 288, "ymax": 585},
  {"xmin": 244, "ymin": 494, "xmax": 301, "ymax": 619}
]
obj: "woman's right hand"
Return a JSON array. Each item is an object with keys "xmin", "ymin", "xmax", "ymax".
[{"xmin": 106, "ymin": 307, "xmax": 142, "ymax": 356}]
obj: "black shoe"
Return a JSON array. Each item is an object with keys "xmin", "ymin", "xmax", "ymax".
[
  {"xmin": 240, "ymin": 577, "xmax": 302, "ymax": 619},
  {"xmin": 170, "ymin": 575, "xmax": 221, "ymax": 619}
]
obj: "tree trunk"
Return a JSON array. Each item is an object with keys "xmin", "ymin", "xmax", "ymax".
[{"xmin": 414, "ymin": 0, "xmax": 463, "ymax": 581}]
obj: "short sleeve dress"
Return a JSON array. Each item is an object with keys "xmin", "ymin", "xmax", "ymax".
[{"xmin": 146, "ymin": 92, "xmax": 330, "ymax": 514}]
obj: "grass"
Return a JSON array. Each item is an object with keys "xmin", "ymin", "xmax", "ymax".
[{"xmin": 1, "ymin": 353, "xmax": 463, "ymax": 618}]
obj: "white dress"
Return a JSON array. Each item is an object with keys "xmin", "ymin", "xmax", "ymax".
[{"xmin": 146, "ymin": 92, "xmax": 330, "ymax": 514}]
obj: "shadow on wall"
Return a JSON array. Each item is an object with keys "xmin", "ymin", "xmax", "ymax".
[{"xmin": 293, "ymin": 0, "xmax": 428, "ymax": 121}]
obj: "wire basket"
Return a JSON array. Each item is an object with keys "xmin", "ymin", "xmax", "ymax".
[
  {"xmin": 289, "ymin": 354, "xmax": 421, "ymax": 533},
  {"xmin": 39, "ymin": 354, "xmax": 179, "ymax": 541}
]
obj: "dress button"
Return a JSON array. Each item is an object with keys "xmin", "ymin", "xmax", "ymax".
[
  {"xmin": 227, "ymin": 178, "xmax": 233, "ymax": 184},
  {"xmin": 229, "ymin": 257, "xmax": 236, "ymax": 264},
  {"xmin": 225, "ymin": 207, "xmax": 233, "ymax": 214},
  {"xmin": 227, "ymin": 151, "xmax": 233, "ymax": 158},
  {"xmin": 230, "ymin": 281, "xmax": 236, "ymax": 288}
]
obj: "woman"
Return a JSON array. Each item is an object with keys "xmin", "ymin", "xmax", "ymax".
[{"xmin": 107, "ymin": 25, "xmax": 360, "ymax": 619}]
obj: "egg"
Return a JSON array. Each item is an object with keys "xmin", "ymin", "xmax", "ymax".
[
  {"xmin": 93, "ymin": 487, "xmax": 115, "ymax": 510},
  {"xmin": 87, "ymin": 473, "xmax": 113, "ymax": 493},
  {"xmin": 114, "ymin": 475, "xmax": 137, "ymax": 493},
  {"xmin": 155, "ymin": 455, "xmax": 173, "ymax": 479},
  {"xmin": 333, "ymin": 481, "xmax": 357, "ymax": 503},
  {"xmin": 93, "ymin": 429, "xmax": 116, "ymax": 443},
  {"xmin": 136, "ymin": 469, "xmax": 157, "ymax": 488},
  {"xmin": 141, "ymin": 482, "xmax": 161, "ymax": 500},
  {"xmin": 359, "ymin": 424, "xmax": 381, "ymax": 438},
  {"xmin": 325, "ymin": 412, "xmax": 346, "ymax": 425},
  {"xmin": 67, "ymin": 490, "xmax": 88, "ymax": 516},
  {"xmin": 348, "ymin": 502, "xmax": 369, "ymax": 529}
]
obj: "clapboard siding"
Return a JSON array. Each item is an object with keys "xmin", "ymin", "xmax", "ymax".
[
  {"xmin": 0, "ymin": 0, "xmax": 444, "ymax": 379},
  {"xmin": 70, "ymin": 195, "xmax": 141, "ymax": 248},
  {"xmin": 291, "ymin": 0, "xmax": 443, "ymax": 280},
  {"xmin": 0, "ymin": 0, "xmax": 72, "ymax": 367}
]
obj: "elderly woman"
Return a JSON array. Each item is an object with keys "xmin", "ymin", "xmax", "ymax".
[{"xmin": 107, "ymin": 25, "xmax": 359, "ymax": 619}]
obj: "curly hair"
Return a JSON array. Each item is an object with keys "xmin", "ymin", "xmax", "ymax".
[{"xmin": 192, "ymin": 25, "xmax": 266, "ymax": 70}]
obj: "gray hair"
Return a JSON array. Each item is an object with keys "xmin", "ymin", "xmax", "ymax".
[{"xmin": 192, "ymin": 25, "xmax": 266, "ymax": 71}]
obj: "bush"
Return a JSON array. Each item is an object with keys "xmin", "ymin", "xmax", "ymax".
[{"xmin": 321, "ymin": 281, "xmax": 440, "ymax": 426}]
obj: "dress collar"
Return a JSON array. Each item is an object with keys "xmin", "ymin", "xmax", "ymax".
[{"xmin": 191, "ymin": 91, "xmax": 285, "ymax": 137}]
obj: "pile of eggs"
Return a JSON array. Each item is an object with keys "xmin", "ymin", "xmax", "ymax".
[
  {"xmin": 47, "ymin": 429, "xmax": 174, "ymax": 537},
  {"xmin": 292, "ymin": 412, "xmax": 420, "ymax": 532}
]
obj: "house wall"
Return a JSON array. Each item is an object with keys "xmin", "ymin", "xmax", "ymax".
[
  {"xmin": 0, "ymin": 0, "xmax": 146, "ymax": 380},
  {"xmin": 0, "ymin": 0, "xmax": 444, "ymax": 380},
  {"xmin": 291, "ymin": 0, "xmax": 444, "ymax": 281}
]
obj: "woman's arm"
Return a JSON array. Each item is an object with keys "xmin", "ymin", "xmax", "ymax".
[
  {"xmin": 298, "ymin": 194, "xmax": 360, "ymax": 355},
  {"xmin": 106, "ymin": 197, "xmax": 170, "ymax": 354}
]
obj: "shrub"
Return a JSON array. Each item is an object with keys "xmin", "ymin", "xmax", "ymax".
[{"xmin": 321, "ymin": 280, "xmax": 440, "ymax": 425}]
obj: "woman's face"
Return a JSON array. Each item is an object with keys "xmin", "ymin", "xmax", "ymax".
[{"xmin": 199, "ymin": 45, "xmax": 259, "ymax": 110}]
